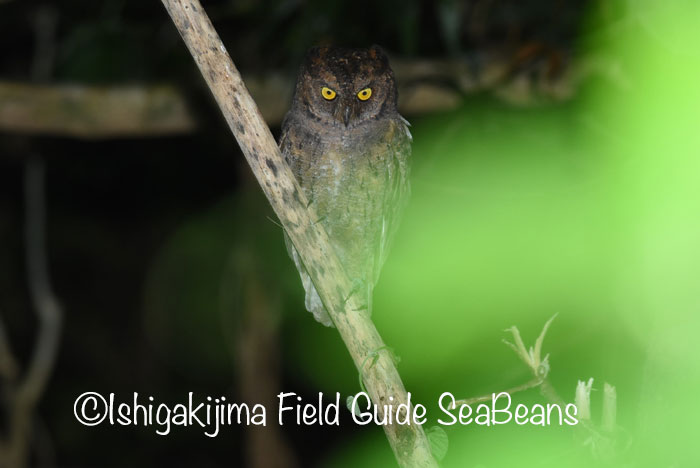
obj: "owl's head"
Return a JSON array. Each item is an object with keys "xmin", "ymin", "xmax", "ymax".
[{"xmin": 291, "ymin": 46, "xmax": 398, "ymax": 129}]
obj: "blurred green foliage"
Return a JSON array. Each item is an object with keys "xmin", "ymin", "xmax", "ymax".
[
  {"xmin": 2, "ymin": 0, "xmax": 695, "ymax": 466},
  {"xmin": 144, "ymin": 189, "xmax": 301, "ymax": 378}
]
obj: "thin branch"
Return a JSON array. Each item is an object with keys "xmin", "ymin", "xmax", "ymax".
[
  {"xmin": 601, "ymin": 383, "xmax": 617, "ymax": 432},
  {"xmin": 2, "ymin": 8, "xmax": 64, "ymax": 466},
  {"xmin": 0, "ymin": 311, "xmax": 19, "ymax": 381},
  {"xmin": 29, "ymin": 5, "xmax": 57, "ymax": 82},
  {"xmin": 451, "ymin": 377, "xmax": 543, "ymax": 408},
  {"xmin": 19, "ymin": 157, "xmax": 63, "ymax": 408},
  {"xmin": 450, "ymin": 316, "xmax": 558, "ymax": 409},
  {"xmin": 17, "ymin": 3, "xmax": 63, "ymax": 410},
  {"xmin": 160, "ymin": 1, "xmax": 436, "ymax": 466},
  {"xmin": 451, "ymin": 316, "xmax": 614, "ymax": 453},
  {"xmin": 3, "ymin": 157, "xmax": 64, "ymax": 468}
]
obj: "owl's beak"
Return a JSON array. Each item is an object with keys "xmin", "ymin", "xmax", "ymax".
[{"xmin": 343, "ymin": 106, "xmax": 351, "ymax": 127}]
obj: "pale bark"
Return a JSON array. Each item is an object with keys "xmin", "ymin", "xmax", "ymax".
[{"xmin": 161, "ymin": 1, "xmax": 437, "ymax": 466}]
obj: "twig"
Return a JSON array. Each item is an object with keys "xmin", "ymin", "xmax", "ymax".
[
  {"xmin": 19, "ymin": 157, "xmax": 63, "ymax": 412},
  {"xmin": 0, "ymin": 7, "xmax": 64, "ymax": 467},
  {"xmin": 4, "ymin": 157, "xmax": 64, "ymax": 468},
  {"xmin": 450, "ymin": 315, "xmax": 557, "ymax": 409},
  {"xmin": 0, "ymin": 312, "xmax": 19, "ymax": 381},
  {"xmin": 453, "ymin": 315, "xmax": 616, "ymax": 453},
  {"xmin": 601, "ymin": 383, "xmax": 616, "ymax": 432},
  {"xmin": 451, "ymin": 377, "xmax": 543, "ymax": 408},
  {"xmin": 160, "ymin": 1, "xmax": 436, "ymax": 466},
  {"xmin": 18, "ymin": 4, "xmax": 63, "ymax": 413}
]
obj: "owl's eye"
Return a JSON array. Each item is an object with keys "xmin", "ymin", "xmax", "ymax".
[
  {"xmin": 321, "ymin": 87, "xmax": 337, "ymax": 100},
  {"xmin": 357, "ymin": 88, "xmax": 372, "ymax": 101}
]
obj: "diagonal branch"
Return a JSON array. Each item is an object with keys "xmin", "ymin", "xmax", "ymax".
[{"xmin": 160, "ymin": 1, "xmax": 436, "ymax": 466}]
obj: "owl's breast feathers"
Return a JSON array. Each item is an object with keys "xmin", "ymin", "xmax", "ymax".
[{"xmin": 280, "ymin": 115, "xmax": 411, "ymax": 324}]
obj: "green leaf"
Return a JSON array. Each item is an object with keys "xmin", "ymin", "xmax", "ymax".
[{"xmin": 425, "ymin": 425, "xmax": 449, "ymax": 461}]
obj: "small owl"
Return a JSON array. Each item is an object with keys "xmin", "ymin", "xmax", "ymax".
[{"xmin": 279, "ymin": 46, "xmax": 412, "ymax": 327}]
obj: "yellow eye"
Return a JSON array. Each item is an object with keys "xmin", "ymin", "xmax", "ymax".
[
  {"xmin": 321, "ymin": 87, "xmax": 336, "ymax": 100},
  {"xmin": 357, "ymin": 88, "xmax": 372, "ymax": 101}
]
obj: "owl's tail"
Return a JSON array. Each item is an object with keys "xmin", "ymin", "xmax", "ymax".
[
  {"xmin": 284, "ymin": 232, "xmax": 373, "ymax": 327},
  {"xmin": 284, "ymin": 232, "xmax": 334, "ymax": 326}
]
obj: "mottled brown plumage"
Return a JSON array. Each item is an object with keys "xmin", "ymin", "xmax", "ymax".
[{"xmin": 280, "ymin": 46, "xmax": 411, "ymax": 326}]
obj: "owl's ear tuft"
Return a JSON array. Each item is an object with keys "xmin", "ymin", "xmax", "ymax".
[
  {"xmin": 369, "ymin": 45, "xmax": 389, "ymax": 65},
  {"xmin": 305, "ymin": 46, "xmax": 329, "ymax": 65}
]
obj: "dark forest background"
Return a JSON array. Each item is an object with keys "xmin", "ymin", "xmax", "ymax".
[{"xmin": 2, "ymin": 1, "xmax": 698, "ymax": 467}]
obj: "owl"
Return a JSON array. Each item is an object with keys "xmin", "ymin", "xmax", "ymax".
[{"xmin": 279, "ymin": 46, "xmax": 412, "ymax": 327}]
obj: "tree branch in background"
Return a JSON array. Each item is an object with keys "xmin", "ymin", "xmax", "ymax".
[
  {"xmin": 219, "ymin": 249, "xmax": 298, "ymax": 468},
  {"xmin": 0, "ymin": 314, "xmax": 19, "ymax": 382},
  {"xmin": 5, "ymin": 158, "xmax": 64, "ymax": 468},
  {"xmin": 161, "ymin": 1, "xmax": 437, "ymax": 466},
  {"xmin": 2, "ymin": 53, "xmax": 608, "ymax": 139},
  {"xmin": 0, "ymin": 154, "xmax": 64, "ymax": 468},
  {"xmin": 0, "ymin": 81, "xmax": 196, "ymax": 139}
]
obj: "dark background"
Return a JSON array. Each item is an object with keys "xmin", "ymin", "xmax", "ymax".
[{"xmin": 2, "ymin": 1, "xmax": 677, "ymax": 467}]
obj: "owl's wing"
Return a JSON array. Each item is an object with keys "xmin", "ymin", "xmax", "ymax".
[
  {"xmin": 372, "ymin": 117, "xmax": 412, "ymax": 286},
  {"xmin": 279, "ymin": 122, "xmax": 334, "ymax": 326},
  {"xmin": 283, "ymin": 232, "xmax": 333, "ymax": 326}
]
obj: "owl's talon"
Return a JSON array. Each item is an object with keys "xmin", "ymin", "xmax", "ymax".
[
  {"xmin": 357, "ymin": 345, "xmax": 401, "ymax": 391},
  {"xmin": 343, "ymin": 280, "xmax": 370, "ymax": 314},
  {"xmin": 342, "ymin": 281, "xmax": 364, "ymax": 306},
  {"xmin": 341, "ymin": 289, "xmax": 355, "ymax": 307}
]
